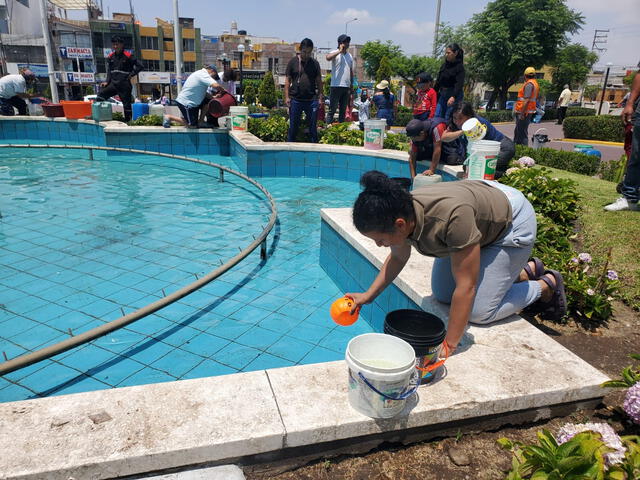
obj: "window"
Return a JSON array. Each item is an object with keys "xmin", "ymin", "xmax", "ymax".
[
  {"xmin": 182, "ymin": 38, "xmax": 195, "ymax": 51},
  {"xmin": 164, "ymin": 60, "xmax": 175, "ymax": 71},
  {"xmin": 183, "ymin": 62, "xmax": 195, "ymax": 73},
  {"xmin": 58, "ymin": 31, "xmax": 91, "ymax": 48},
  {"xmin": 142, "ymin": 59, "xmax": 160, "ymax": 71},
  {"xmin": 140, "ymin": 36, "xmax": 159, "ymax": 50}
]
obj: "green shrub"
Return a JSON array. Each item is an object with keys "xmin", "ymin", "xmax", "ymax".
[
  {"xmin": 598, "ymin": 154, "xmax": 627, "ymax": 183},
  {"xmin": 268, "ymin": 108, "xmax": 289, "ymax": 120},
  {"xmin": 112, "ymin": 111, "xmax": 125, "ymax": 122},
  {"xmin": 500, "ymin": 166, "xmax": 620, "ymax": 326},
  {"xmin": 248, "ymin": 116, "xmax": 288, "ymax": 142},
  {"xmin": 258, "ymin": 71, "xmax": 278, "ymax": 109},
  {"xmin": 567, "ymin": 107, "xmax": 597, "ymax": 117},
  {"xmin": 383, "ymin": 132, "xmax": 410, "ymax": 151},
  {"xmin": 563, "ymin": 115, "xmax": 625, "ymax": 142},
  {"xmin": 319, "ymin": 123, "xmax": 363, "ymax": 146},
  {"xmin": 393, "ymin": 108, "xmax": 413, "ymax": 127},
  {"xmin": 128, "ymin": 114, "xmax": 163, "ymax": 126},
  {"xmin": 515, "ymin": 145, "xmax": 601, "ymax": 176},
  {"xmin": 542, "ymin": 107, "xmax": 558, "ymax": 121},
  {"xmin": 483, "ymin": 110, "xmax": 514, "ymax": 123}
]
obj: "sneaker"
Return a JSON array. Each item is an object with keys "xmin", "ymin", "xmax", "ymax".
[
  {"xmin": 162, "ymin": 115, "xmax": 170, "ymax": 128},
  {"xmin": 604, "ymin": 197, "xmax": 639, "ymax": 211}
]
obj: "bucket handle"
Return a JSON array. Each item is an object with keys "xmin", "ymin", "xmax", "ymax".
[
  {"xmin": 357, "ymin": 370, "xmax": 420, "ymax": 401},
  {"xmin": 415, "ymin": 341, "xmax": 450, "ymax": 375}
]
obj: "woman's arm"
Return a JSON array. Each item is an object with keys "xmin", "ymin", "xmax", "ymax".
[
  {"xmin": 446, "ymin": 243, "xmax": 480, "ymax": 351},
  {"xmin": 347, "ymin": 242, "xmax": 412, "ymax": 310},
  {"xmin": 440, "ymin": 128, "xmax": 464, "ymax": 142}
]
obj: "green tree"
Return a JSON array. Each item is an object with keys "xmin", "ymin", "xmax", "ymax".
[
  {"xmin": 243, "ymin": 84, "xmax": 257, "ymax": 105},
  {"xmin": 376, "ymin": 56, "xmax": 393, "ymax": 83},
  {"xmin": 583, "ymin": 84, "xmax": 601, "ymax": 101},
  {"xmin": 550, "ymin": 43, "xmax": 598, "ymax": 93},
  {"xmin": 323, "ymin": 73, "xmax": 331, "ymax": 97},
  {"xmin": 468, "ymin": 0, "xmax": 584, "ymax": 109},
  {"xmin": 258, "ymin": 71, "xmax": 278, "ymax": 109},
  {"xmin": 360, "ymin": 40, "xmax": 403, "ymax": 78},
  {"xmin": 623, "ymin": 71, "xmax": 637, "ymax": 87}
]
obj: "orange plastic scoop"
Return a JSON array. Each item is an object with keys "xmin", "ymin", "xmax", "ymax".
[{"xmin": 330, "ymin": 296, "xmax": 360, "ymax": 326}]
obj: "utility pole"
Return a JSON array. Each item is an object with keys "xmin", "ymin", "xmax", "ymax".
[
  {"xmin": 591, "ymin": 29, "xmax": 609, "ymax": 53},
  {"xmin": 432, "ymin": 0, "xmax": 442, "ymax": 57},
  {"xmin": 173, "ymin": 0, "xmax": 183, "ymax": 94},
  {"xmin": 39, "ymin": 0, "xmax": 59, "ymax": 102}
]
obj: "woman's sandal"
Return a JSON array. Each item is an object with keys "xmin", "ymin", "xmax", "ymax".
[
  {"xmin": 523, "ymin": 257, "xmax": 545, "ymax": 280},
  {"xmin": 537, "ymin": 269, "xmax": 568, "ymax": 321}
]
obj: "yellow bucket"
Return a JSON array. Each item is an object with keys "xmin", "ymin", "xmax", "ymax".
[{"xmin": 462, "ymin": 117, "xmax": 487, "ymax": 141}]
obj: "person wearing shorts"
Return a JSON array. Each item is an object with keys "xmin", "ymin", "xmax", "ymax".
[{"xmin": 164, "ymin": 65, "xmax": 221, "ymax": 128}]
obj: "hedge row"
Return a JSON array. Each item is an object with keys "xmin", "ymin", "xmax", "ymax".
[
  {"xmin": 515, "ymin": 145, "xmax": 601, "ymax": 176},
  {"xmin": 563, "ymin": 115, "xmax": 625, "ymax": 142}
]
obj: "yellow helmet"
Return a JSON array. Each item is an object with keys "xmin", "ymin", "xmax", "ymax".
[{"xmin": 524, "ymin": 67, "xmax": 536, "ymax": 76}]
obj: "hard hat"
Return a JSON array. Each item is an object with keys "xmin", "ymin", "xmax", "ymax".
[{"xmin": 524, "ymin": 67, "xmax": 536, "ymax": 76}]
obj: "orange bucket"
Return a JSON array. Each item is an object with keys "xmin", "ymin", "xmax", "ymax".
[
  {"xmin": 60, "ymin": 101, "xmax": 92, "ymax": 119},
  {"xmin": 330, "ymin": 296, "xmax": 361, "ymax": 326}
]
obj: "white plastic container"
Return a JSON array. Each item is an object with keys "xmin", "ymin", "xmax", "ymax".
[
  {"xmin": 467, "ymin": 140, "xmax": 501, "ymax": 180},
  {"xmin": 363, "ymin": 119, "xmax": 387, "ymax": 150},
  {"xmin": 461, "ymin": 117, "xmax": 487, "ymax": 141},
  {"xmin": 345, "ymin": 333, "xmax": 417, "ymax": 418},
  {"xmin": 149, "ymin": 104, "xmax": 165, "ymax": 117},
  {"xmin": 229, "ymin": 105, "xmax": 249, "ymax": 131},
  {"xmin": 28, "ymin": 103, "xmax": 44, "ymax": 116},
  {"xmin": 412, "ymin": 174, "xmax": 442, "ymax": 190}
]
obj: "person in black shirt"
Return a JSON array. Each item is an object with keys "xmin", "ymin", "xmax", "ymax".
[
  {"xmin": 97, "ymin": 36, "xmax": 144, "ymax": 122},
  {"xmin": 434, "ymin": 43, "xmax": 465, "ymax": 122},
  {"xmin": 284, "ymin": 38, "xmax": 323, "ymax": 142}
]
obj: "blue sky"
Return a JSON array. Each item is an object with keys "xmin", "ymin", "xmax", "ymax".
[{"xmin": 95, "ymin": 0, "xmax": 639, "ymax": 68}]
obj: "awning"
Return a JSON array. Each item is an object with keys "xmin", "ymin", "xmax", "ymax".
[{"xmin": 48, "ymin": 0, "xmax": 97, "ymax": 10}]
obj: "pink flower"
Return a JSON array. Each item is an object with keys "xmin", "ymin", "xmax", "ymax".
[
  {"xmin": 578, "ymin": 253, "xmax": 592, "ymax": 263},
  {"xmin": 607, "ymin": 270, "xmax": 618, "ymax": 281},
  {"xmin": 623, "ymin": 382, "xmax": 640, "ymax": 425},
  {"xmin": 556, "ymin": 422, "xmax": 625, "ymax": 466}
]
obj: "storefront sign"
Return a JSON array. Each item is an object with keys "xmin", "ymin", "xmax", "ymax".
[
  {"xmin": 16, "ymin": 63, "xmax": 49, "ymax": 78},
  {"xmin": 139, "ymin": 71, "xmax": 171, "ymax": 83},
  {"xmin": 65, "ymin": 72, "xmax": 95, "ymax": 83},
  {"xmin": 59, "ymin": 46, "xmax": 93, "ymax": 59}
]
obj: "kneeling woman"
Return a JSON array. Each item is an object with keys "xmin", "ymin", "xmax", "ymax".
[{"xmin": 347, "ymin": 172, "xmax": 567, "ymax": 352}]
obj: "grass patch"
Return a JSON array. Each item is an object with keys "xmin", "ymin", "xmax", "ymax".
[{"xmin": 545, "ymin": 166, "xmax": 640, "ymax": 308}]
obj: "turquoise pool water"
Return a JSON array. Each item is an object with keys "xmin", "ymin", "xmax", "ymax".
[{"xmin": 0, "ymin": 148, "xmax": 373, "ymax": 402}]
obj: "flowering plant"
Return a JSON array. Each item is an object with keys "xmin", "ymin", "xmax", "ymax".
[
  {"xmin": 602, "ymin": 353, "xmax": 640, "ymax": 425},
  {"xmin": 623, "ymin": 382, "xmax": 640, "ymax": 425},
  {"xmin": 563, "ymin": 249, "xmax": 620, "ymax": 325},
  {"xmin": 556, "ymin": 423, "xmax": 626, "ymax": 466},
  {"xmin": 517, "ymin": 156, "xmax": 536, "ymax": 167}
]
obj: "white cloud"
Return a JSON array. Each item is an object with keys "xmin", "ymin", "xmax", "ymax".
[
  {"xmin": 327, "ymin": 8, "xmax": 380, "ymax": 26},
  {"xmin": 391, "ymin": 19, "xmax": 435, "ymax": 37}
]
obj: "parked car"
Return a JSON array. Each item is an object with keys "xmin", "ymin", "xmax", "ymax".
[
  {"xmin": 505, "ymin": 100, "xmax": 515, "ymax": 111},
  {"xmin": 83, "ymin": 95, "xmax": 123, "ymax": 106}
]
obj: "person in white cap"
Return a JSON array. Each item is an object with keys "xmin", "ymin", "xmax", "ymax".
[{"xmin": 0, "ymin": 69, "xmax": 38, "ymax": 116}]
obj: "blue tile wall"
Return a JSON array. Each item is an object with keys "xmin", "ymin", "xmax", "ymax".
[
  {"xmin": 104, "ymin": 130, "xmax": 229, "ymax": 157},
  {"xmin": 0, "ymin": 119, "xmax": 106, "ymax": 146},
  {"xmin": 319, "ymin": 221, "xmax": 420, "ymax": 332}
]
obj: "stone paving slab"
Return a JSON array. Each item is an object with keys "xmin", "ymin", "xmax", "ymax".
[{"xmin": 0, "ymin": 372, "xmax": 282, "ymax": 480}]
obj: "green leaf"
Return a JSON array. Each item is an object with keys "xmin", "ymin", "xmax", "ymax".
[{"xmin": 498, "ymin": 437, "xmax": 514, "ymax": 450}]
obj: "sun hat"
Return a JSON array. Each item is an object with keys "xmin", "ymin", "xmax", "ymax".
[{"xmin": 376, "ymin": 80, "xmax": 389, "ymax": 90}]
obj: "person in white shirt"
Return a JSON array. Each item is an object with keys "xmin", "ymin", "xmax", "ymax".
[
  {"xmin": 325, "ymin": 34, "xmax": 354, "ymax": 123},
  {"xmin": 354, "ymin": 91, "xmax": 371, "ymax": 130},
  {"xmin": 556, "ymin": 84, "xmax": 572, "ymax": 125},
  {"xmin": 163, "ymin": 65, "xmax": 222, "ymax": 128},
  {"xmin": 0, "ymin": 70, "xmax": 38, "ymax": 116}
]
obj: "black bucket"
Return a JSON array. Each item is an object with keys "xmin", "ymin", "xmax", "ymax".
[{"xmin": 384, "ymin": 309, "xmax": 447, "ymax": 384}]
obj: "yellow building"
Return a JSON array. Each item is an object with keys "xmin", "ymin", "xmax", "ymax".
[{"xmin": 137, "ymin": 18, "xmax": 201, "ymax": 74}]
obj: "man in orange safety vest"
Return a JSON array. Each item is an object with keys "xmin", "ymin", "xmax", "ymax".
[{"xmin": 513, "ymin": 67, "xmax": 540, "ymax": 146}]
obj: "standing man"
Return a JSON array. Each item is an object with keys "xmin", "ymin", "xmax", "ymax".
[
  {"xmin": 284, "ymin": 38, "xmax": 323, "ymax": 143},
  {"xmin": 513, "ymin": 67, "xmax": 539, "ymax": 146},
  {"xmin": 97, "ymin": 36, "xmax": 143, "ymax": 122},
  {"xmin": 604, "ymin": 66, "xmax": 640, "ymax": 212},
  {"xmin": 325, "ymin": 34, "xmax": 353, "ymax": 124},
  {"xmin": 556, "ymin": 84, "xmax": 572, "ymax": 125},
  {"xmin": 0, "ymin": 69, "xmax": 38, "ymax": 116}
]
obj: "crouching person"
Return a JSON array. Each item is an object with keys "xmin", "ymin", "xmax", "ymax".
[{"xmin": 164, "ymin": 65, "xmax": 222, "ymax": 128}]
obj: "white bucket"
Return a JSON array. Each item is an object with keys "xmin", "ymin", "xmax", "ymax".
[
  {"xmin": 467, "ymin": 139, "xmax": 501, "ymax": 180},
  {"xmin": 149, "ymin": 104, "xmax": 165, "ymax": 117},
  {"xmin": 412, "ymin": 174, "xmax": 442, "ymax": 190},
  {"xmin": 218, "ymin": 116, "xmax": 231, "ymax": 129},
  {"xmin": 461, "ymin": 117, "xmax": 487, "ymax": 141},
  {"xmin": 230, "ymin": 105, "xmax": 249, "ymax": 131},
  {"xmin": 345, "ymin": 333, "xmax": 418, "ymax": 418},
  {"xmin": 364, "ymin": 119, "xmax": 387, "ymax": 150}
]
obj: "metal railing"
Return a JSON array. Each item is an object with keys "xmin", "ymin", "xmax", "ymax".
[{"xmin": 0, "ymin": 144, "xmax": 277, "ymax": 375}]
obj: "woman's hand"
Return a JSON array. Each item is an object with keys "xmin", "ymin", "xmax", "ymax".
[
  {"xmin": 345, "ymin": 292, "xmax": 372, "ymax": 314},
  {"xmin": 422, "ymin": 169, "xmax": 435, "ymax": 176},
  {"xmin": 447, "ymin": 96, "xmax": 455, "ymax": 106}
]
